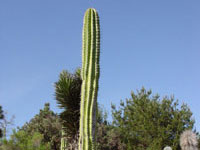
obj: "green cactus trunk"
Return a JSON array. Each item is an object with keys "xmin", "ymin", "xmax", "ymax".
[
  {"xmin": 79, "ymin": 8, "xmax": 100, "ymax": 150},
  {"xmin": 60, "ymin": 129, "xmax": 68, "ymax": 150}
]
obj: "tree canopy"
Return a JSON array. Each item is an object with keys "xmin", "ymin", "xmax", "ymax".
[
  {"xmin": 0, "ymin": 130, "xmax": 50, "ymax": 150},
  {"xmin": 20, "ymin": 103, "xmax": 61, "ymax": 150},
  {"xmin": 111, "ymin": 88, "xmax": 194, "ymax": 150}
]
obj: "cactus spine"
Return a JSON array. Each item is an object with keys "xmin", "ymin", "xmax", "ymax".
[{"xmin": 79, "ymin": 8, "xmax": 100, "ymax": 150}]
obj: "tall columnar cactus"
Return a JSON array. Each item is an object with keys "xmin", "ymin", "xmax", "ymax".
[
  {"xmin": 180, "ymin": 130, "xmax": 198, "ymax": 150},
  {"xmin": 79, "ymin": 8, "xmax": 100, "ymax": 150}
]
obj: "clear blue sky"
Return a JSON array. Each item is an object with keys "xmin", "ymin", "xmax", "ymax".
[{"xmin": 1, "ymin": 0, "xmax": 200, "ymax": 132}]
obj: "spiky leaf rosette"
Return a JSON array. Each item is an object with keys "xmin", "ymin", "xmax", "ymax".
[{"xmin": 55, "ymin": 69, "xmax": 81, "ymax": 142}]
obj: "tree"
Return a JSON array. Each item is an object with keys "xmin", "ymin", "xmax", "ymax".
[
  {"xmin": 0, "ymin": 106, "xmax": 4, "ymax": 138},
  {"xmin": 111, "ymin": 88, "xmax": 194, "ymax": 150},
  {"xmin": 0, "ymin": 130, "xmax": 50, "ymax": 150},
  {"xmin": 54, "ymin": 69, "xmax": 81, "ymax": 149},
  {"xmin": 20, "ymin": 103, "xmax": 61, "ymax": 150},
  {"xmin": 96, "ymin": 106, "xmax": 126, "ymax": 150},
  {"xmin": 0, "ymin": 111, "xmax": 15, "ymax": 139}
]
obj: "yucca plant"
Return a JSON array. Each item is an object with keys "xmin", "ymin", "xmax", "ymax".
[
  {"xmin": 55, "ymin": 69, "xmax": 81, "ymax": 150},
  {"xmin": 79, "ymin": 8, "xmax": 100, "ymax": 150}
]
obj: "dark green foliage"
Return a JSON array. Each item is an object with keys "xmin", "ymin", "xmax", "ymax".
[
  {"xmin": 97, "ymin": 126, "xmax": 126, "ymax": 150},
  {"xmin": 0, "ymin": 106, "xmax": 4, "ymax": 138},
  {"xmin": 96, "ymin": 108, "xmax": 126, "ymax": 150},
  {"xmin": 111, "ymin": 88, "xmax": 194, "ymax": 150},
  {"xmin": 54, "ymin": 69, "xmax": 81, "ymax": 148},
  {"xmin": 197, "ymin": 133, "xmax": 200, "ymax": 149},
  {"xmin": 96, "ymin": 107, "xmax": 110, "ymax": 150},
  {"xmin": 20, "ymin": 103, "xmax": 61, "ymax": 150}
]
